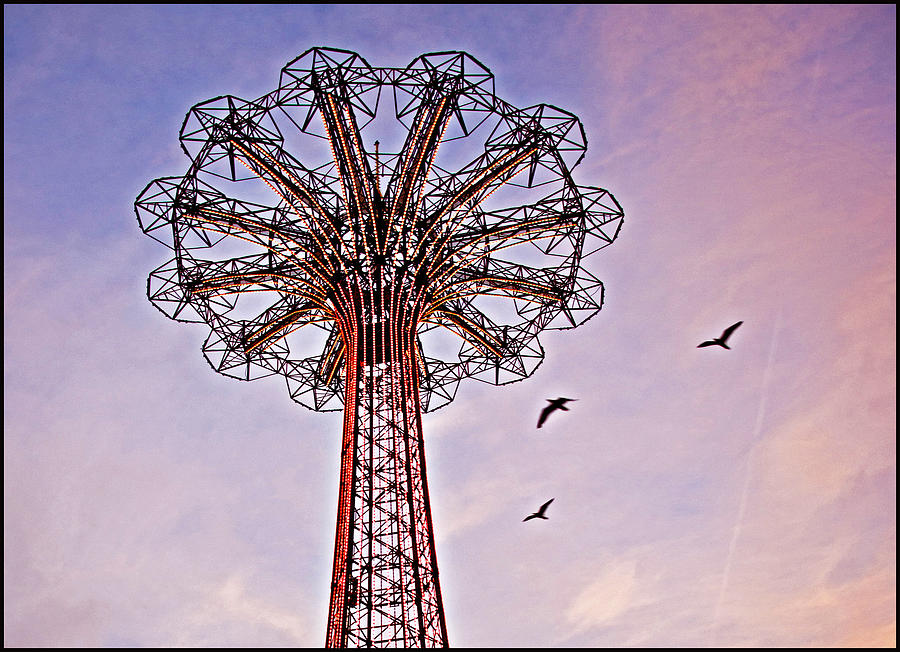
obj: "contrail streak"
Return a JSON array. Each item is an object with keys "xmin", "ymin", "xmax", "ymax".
[{"xmin": 712, "ymin": 309, "xmax": 782, "ymax": 640}]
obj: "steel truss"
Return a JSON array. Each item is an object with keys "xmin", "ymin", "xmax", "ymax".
[
  {"xmin": 136, "ymin": 47, "xmax": 623, "ymax": 648},
  {"xmin": 331, "ymin": 322, "xmax": 445, "ymax": 647}
]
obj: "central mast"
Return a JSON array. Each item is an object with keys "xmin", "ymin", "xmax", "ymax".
[
  {"xmin": 323, "ymin": 100, "xmax": 448, "ymax": 640},
  {"xmin": 326, "ymin": 266, "xmax": 448, "ymax": 646}
]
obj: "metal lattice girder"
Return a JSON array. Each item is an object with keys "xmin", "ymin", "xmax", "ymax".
[
  {"xmin": 328, "ymin": 356, "xmax": 445, "ymax": 648},
  {"xmin": 137, "ymin": 47, "xmax": 623, "ymax": 648}
]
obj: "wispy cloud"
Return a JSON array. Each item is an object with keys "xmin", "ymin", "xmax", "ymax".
[{"xmin": 565, "ymin": 557, "xmax": 638, "ymax": 633}]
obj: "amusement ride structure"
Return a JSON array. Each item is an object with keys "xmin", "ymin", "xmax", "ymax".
[{"xmin": 136, "ymin": 47, "xmax": 623, "ymax": 647}]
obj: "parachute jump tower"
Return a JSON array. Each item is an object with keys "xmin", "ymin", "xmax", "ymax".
[{"xmin": 136, "ymin": 48, "xmax": 623, "ymax": 647}]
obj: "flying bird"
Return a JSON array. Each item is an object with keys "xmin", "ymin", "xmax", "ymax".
[
  {"xmin": 698, "ymin": 321, "xmax": 743, "ymax": 349},
  {"xmin": 523, "ymin": 498, "xmax": 554, "ymax": 522},
  {"xmin": 537, "ymin": 397, "xmax": 577, "ymax": 428}
]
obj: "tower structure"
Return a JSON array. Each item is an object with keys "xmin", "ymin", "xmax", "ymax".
[{"xmin": 136, "ymin": 48, "xmax": 623, "ymax": 647}]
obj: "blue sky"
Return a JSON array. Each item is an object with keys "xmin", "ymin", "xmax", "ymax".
[{"xmin": 5, "ymin": 4, "xmax": 896, "ymax": 647}]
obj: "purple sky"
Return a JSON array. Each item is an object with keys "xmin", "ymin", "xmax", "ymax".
[{"xmin": 4, "ymin": 4, "xmax": 895, "ymax": 647}]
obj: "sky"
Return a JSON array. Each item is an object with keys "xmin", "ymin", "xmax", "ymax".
[{"xmin": 4, "ymin": 4, "xmax": 896, "ymax": 648}]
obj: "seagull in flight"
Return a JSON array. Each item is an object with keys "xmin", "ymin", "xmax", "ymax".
[
  {"xmin": 698, "ymin": 321, "xmax": 743, "ymax": 349},
  {"xmin": 537, "ymin": 397, "xmax": 577, "ymax": 428},
  {"xmin": 523, "ymin": 498, "xmax": 554, "ymax": 522}
]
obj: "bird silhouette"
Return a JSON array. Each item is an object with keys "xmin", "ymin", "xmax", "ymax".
[
  {"xmin": 523, "ymin": 498, "xmax": 554, "ymax": 522},
  {"xmin": 698, "ymin": 321, "xmax": 743, "ymax": 349},
  {"xmin": 537, "ymin": 397, "xmax": 577, "ymax": 428}
]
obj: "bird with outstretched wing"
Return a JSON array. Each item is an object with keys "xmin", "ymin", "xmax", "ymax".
[
  {"xmin": 523, "ymin": 498, "xmax": 555, "ymax": 522},
  {"xmin": 698, "ymin": 321, "xmax": 743, "ymax": 349},
  {"xmin": 537, "ymin": 398, "xmax": 577, "ymax": 428}
]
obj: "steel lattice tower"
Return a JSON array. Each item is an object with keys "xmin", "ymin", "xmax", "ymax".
[{"xmin": 136, "ymin": 48, "xmax": 623, "ymax": 647}]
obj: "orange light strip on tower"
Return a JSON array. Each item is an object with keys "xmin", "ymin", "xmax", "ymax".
[
  {"xmin": 327, "ymin": 97, "xmax": 371, "ymax": 217},
  {"xmin": 413, "ymin": 144, "xmax": 537, "ymax": 252},
  {"xmin": 194, "ymin": 270, "xmax": 328, "ymax": 300},
  {"xmin": 389, "ymin": 99, "xmax": 449, "ymax": 248},
  {"xmin": 246, "ymin": 313, "xmax": 330, "ymax": 353},
  {"xmin": 435, "ymin": 215, "xmax": 571, "ymax": 269},
  {"xmin": 430, "ymin": 284, "xmax": 560, "ymax": 307},
  {"xmin": 193, "ymin": 280, "xmax": 321, "ymax": 300},
  {"xmin": 244, "ymin": 306, "xmax": 321, "ymax": 341},
  {"xmin": 412, "ymin": 147, "xmax": 541, "ymax": 283},
  {"xmin": 328, "ymin": 304, "xmax": 358, "ymax": 646},
  {"xmin": 226, "ymin": 148, "xmax": 340, "ymax": 276},
  {"xmin": 406, "ymin": 146, "xmax": 519, "ymax": 263},
  {"xmin": 409, "ymin": 277, "xmax": 433, "ymax": 645},
  {"xmin": 391, "ymin": 98, "xmax": 430, "ymax": 209},
  {"xmin": 232, "ymin": 139, "xmax": 335, "ymax": 227},
  {"xmin": 330, "ymin": 309, "xmax": 351, "ymax": 645},
  {"xmin": 187, "ymin": 230, "xmax": 331, "ymax": 299},
  {"xmin": 245, "ymin": 318, "xmax": 330, "ymax": 355},
  {"xmin": 449, "ymin": 212, "xmax": 569, "ymax": 253},
  {"xmin": 420, "ymin": 312, "xmax": 502, "ymax": 357},
  {"xmin": 438, "ymin": 272, "xmax": 555, "ymax": 294},
  {"xmin": 396, "ymin": 103, "xmax": 430, "ymax": 199},
  {"xmin": 386, "ymin": 267, "xmax": 410, "ymax": 647},
  {"xmin": 324, "ymin": 97, "xmax": 372, "ymax": 222},
  {"xmin": 192, "ymin": 288, "xmax": 328, "ymax": 314},
  {"xmin": 228, "ymin": 138, "xmax": 330, "ymax": 213},
  {"xmin": 193, "ymin": 202, "xmax": 331, "ymax": 273},
  {"xmin": 319, "ymin": 339, "xmax": 345, "ymax": 386},
  {"xmin": 430, "ymin": 228, "xmax": 573, "ymax": 290},
  {"xmin": 419, "ymin": 318, "xmax": 495, "ymax": 358},
  {"xmin": 320, "ymin": 105, "xmax": 367, "ymax": 271},
  {"xmin": 404, "ymin": 106, "xmax": 453, "ymax": 257},
  {"xmin": 341, "ymin": 103, "xmax": 375, "ymax": 213},
  {"xmin": 189, "ymin": 223, "xmax": 312, "ymax": 270},
  {"xmin": 428, "ymin": 219, "xmax": 559, "ymax": 279}
]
